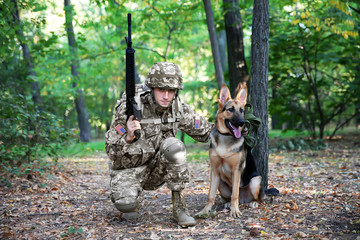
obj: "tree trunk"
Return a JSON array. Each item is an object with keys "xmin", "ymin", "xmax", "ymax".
[
  {"xmin": 223, "ymin": 0, "xmax": 249, "ymax": 98},
  {"xmin": 217, "ymin": 30, "xmax": 228, "ymax": 73},
  {"xmin": 357, "ymin": 105, "xmax": 360, "ymax": 129},
  {"xmin": 357, "ymin": 24, "xmax": 360, "ymax": 129},
  {"xmin": 203, "ymin": 0, "xmax": 225, "ymax": 89},
  {"xmin": 135, "ymin": 67, "xmax": 141, "ymax": 84},
  {"xmin": 64, "ymin": 0, "xmax": 91, "ymax": 142},
  {"xmin": 250, "ymin": 0, "xmax": 269, "ymax": 190},
  {"xmin": 10, "ymin": 0, "xmax": 42, "ymax": 109}
]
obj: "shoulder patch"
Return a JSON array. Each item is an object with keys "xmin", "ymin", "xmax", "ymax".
[
  {"xmin": 195, "ymin": 118, "xmax": 201, "ymax": 129},
  {"xmin": 115, "ymin": 124, "xmax": 126, "ymax": 135}
]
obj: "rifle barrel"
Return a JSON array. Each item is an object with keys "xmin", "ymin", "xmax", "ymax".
[{"xmin": 127, "ymin": 13, "xmax": 132, "ymax": 47}]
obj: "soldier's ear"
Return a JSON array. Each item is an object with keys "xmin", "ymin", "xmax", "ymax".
[{"xmin": 219, "ymin": 84, "xmax": 230, "ymax": 108}]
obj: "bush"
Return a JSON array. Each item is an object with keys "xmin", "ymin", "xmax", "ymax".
[
  {"xmin": 274, "ymin": 138, "xmax": 328, "ymax": 151},
  {"xmin": 0, "ymin": 92, "xmax": 71, "ymax": 168}
]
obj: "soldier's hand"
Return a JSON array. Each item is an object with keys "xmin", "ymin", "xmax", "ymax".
[{"xmin": 126, "ymin": 115, "xmax": 141, "ymax": 143}]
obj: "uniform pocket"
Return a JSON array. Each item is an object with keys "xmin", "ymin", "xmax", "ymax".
[
  {"xmin": 143, "ymin": 124, "xmax": 160, "ymax": 138},
  {"xmin": 127, "ymin": 138, "xmax": 155, "ymax": 156}
]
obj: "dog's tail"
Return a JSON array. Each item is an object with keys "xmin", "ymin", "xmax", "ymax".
[{"xmin": 239, "ymin": 176, "xmax": 265, "ymax": 204}]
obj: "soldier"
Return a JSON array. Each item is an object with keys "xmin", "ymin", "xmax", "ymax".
[{"xmin": 105, "ymin": 62, "xmax": 214, "ymax": 227}]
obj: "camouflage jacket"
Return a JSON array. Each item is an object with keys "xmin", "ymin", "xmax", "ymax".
[{"xmin": 105, "ymin": 84, "xmax": 215, "ymax": 170}]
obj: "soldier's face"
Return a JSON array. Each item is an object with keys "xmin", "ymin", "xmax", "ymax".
[{"xmin": 153, "ymin": 88, "xmax": 176, "ymax": 107}]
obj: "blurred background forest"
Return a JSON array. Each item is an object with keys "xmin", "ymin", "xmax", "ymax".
[{"xmin": 1, "ymin": 0, "xmax": 359, "ymax": 168}]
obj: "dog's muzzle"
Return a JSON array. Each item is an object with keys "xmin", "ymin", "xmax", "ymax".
[{"xmin": 226, "ymin": 119, "xmax": 245, "ymax": 139}]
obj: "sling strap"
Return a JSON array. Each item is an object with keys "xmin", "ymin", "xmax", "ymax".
[{"xmin": 243, "ymin": 103, "xmax": 262, "ymax": 148}]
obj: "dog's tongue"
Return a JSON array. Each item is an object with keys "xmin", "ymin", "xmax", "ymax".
[{"xmin": 230, "ymin": 122, "xmax": 242, "ymax": 138}]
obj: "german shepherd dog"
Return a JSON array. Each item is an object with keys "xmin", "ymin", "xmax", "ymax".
[{"xmin": 196, "ymin": 84, "xmax": 264, "ymax": 218}]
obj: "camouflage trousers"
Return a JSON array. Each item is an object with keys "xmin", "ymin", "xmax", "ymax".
[{"xmin": 109, "ymin": 137, "xmax": 190, "ymax": 213}]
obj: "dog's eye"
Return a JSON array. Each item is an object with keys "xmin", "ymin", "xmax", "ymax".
[
  {"xmin": 227, "ymin": 107, "xmax": 234, "ymax": 113},
  {"xmin": 240, "ymin": 108, "xmax": 244, "ymax": 113}
]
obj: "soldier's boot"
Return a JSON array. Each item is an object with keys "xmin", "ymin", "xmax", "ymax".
[
  {"xmin": 122, "ymin": 210, "xmax": 140, "ymax": 220},
  {"xmin": 161, "ymin": 138, "xmax": 196, "ymax": 226},
  {"xmin": 172, "ymin": 190, "xmax": 197, "ymax": 227},
  {"xmin": 119, "ymin": 203, "xmax": 140, "ymax": 220}
]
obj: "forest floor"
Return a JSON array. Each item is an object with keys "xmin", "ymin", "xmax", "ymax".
[{"xmin": 1, "ymin": 133, "xmax": 360, "ymax": 240}]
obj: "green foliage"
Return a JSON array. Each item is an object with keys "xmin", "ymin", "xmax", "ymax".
[
  {"xmin": 0, "ymin": 92, "xmax": 71, "ymax": 167},
  {"xmin": 181, "ymin": 80, "xmax": 218, "ymax": 122},
  {"xmin": 61, "ymin": 227, "xmax": 84, "ymax": 238},
  {"xmin": 268, "ymin": 0, "xmax": 359, "ymax": 138},
  {"xmin": 0, "ymin": 158, "xmax": 54, "ymax": 186},
  {"xmin": 185, "ymin": 143, "xmax": 210, "ymax": 163},
  {"xmin": 268, "ymin": 129, "xmax": 308, "ymax": 138},
  {"xmin": 273, "ymin": 138, "xmax": 328, "ymax": 152},
  {"xmin": 1, "ymin": 0, "xmax": 358, "ymax": 166}
]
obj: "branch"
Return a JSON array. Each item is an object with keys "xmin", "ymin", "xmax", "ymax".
[
  {"xmin": 148, "ymin": 2, "xmax": 176, "ymax": 60},
  {"xmin": 320, "ymin": 70, "xmax": 339, "ymax": 81},
  {"xmin": 150, "ymin": 3, "xmax": 171, "ymax": 30},
  {"xmin": 325, "ymin": 95, "xmax": 354, "ymax": 125},
  {"xmin": 349, "ymin": 5, "xmax": 360, "ymax": 15},
  {"xmin": 80, "ymin": 43, "xmax": 167, "ymax": 60},
  {"xmin": 300, "ymin": 37, "xmax": 325, "ymax": 128},
  {"xmin": 320, "ymin": 33, "xmax": 337, "ymax": 42},
  {"xmin": 329, "ymin": 111, "xmax": 359, "ymax": 139},
  {"xmin": 288, "ymin": 98, "xmax": 314, "ymax": 133},
  {"xmin": 81, "ymin": 48, "xmax": 120, "ymax": 60},
  {"xmin": 134, "ymin": 45, "xmax": 166, "ymax": 59}
]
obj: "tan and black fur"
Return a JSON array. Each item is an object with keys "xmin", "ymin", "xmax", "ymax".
[{"xmin": 196, "ymin": 84, "xmax": 264, "ymax": 218}]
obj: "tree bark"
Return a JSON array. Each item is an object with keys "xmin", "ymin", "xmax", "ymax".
[
  {"xmin": 250, "ymin": 0, "xmax": 269, "ymax": 190},
  {"xmin": 355, "ymin": 25, "xmax": 360, "ymax": 129},
  {"xmin": 10, "ymin": 0, "xmax": 42, "ymax": 109},
  {"xmin": 217, "ymin": 30, "xmax": 228, "ymax": 73},
  {"xmin": 64, "ymin": 0, "xmax": 91, "ymax": 142},
  {"xmin": 223, "ymin": 0, "xmax": 249, "ymax": 98},
  {"xmin": 203, "ymin": 0, "xmax": 225, "ymax": 89}
]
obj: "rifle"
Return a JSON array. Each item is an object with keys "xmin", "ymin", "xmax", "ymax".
[{"xmin": 125, "ymin": 13, "xmax": 141, "ymax": 139}]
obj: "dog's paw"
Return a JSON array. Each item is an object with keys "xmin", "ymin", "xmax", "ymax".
[
  {"xmin": 230, "ymin": 206, "xmax": 242, "ymax": 218},
  {"xmin": 249, "ymin": 201, "xmax": 259, "ymax": 208}
]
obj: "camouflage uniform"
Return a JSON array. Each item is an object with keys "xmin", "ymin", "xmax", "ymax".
[{"xmin": 105, "ymin": 62, "xmax": 214, "ymax": 225}]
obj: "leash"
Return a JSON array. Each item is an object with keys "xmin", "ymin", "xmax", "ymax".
[{"xmin": 244, "ymin": 103, "xmax": 262, "ymax": 148}]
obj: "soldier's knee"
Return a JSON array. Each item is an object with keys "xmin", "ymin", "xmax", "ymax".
[
  {"xmin": 113, "ymin": 200, "xmax": 140, "ymax": 213},
  {"xmin": 161, "ymin": 137, "xmax": 186, "ymax": 164},
  {"xmin": 111, "ymin": 187, "xmax": 141, "ymax": 213}
]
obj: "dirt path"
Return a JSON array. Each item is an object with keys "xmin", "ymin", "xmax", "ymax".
[{"xmin": 1, "ymin": 136, "xmax": 359, "ymax": 239}]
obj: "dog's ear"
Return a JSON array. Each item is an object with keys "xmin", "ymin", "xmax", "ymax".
[
  {"xmin": 219, "ymin": 84, "xmax": 230, "ymax": 107},
  {"xmin": 235, "ymin": 84, "xmax": 247, "ymax": 108}
]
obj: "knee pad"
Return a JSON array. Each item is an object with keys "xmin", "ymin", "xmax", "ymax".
[
  {"xmin": 110, "ymin": 167, "xmax": 147, "ymax": 213},
  {"xmin": 111, "ymin": 187, "xmax": 141, "ymax": 213},
  {"xmin": 161, "ymin": 137, "xmax": 186, "ymax": 164},
  {"xmin": 113, "ymin": 199, "xmax": 140, "ymax": 213}
]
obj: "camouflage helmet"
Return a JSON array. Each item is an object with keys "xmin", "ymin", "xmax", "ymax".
[{"xmin": 145, "ymin": 62, "xmax": 183, "ymax": 90}]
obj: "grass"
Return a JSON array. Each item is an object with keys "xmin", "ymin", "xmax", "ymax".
[
  {"xmin": 58, "ymin": 127, "xmax": 359, "ymax": 158},
  {"xmin": 58, "ymin": 130, "xmax": 304, "ymax": 158},
  {"xmin": 59, "ymin": 140, "xmax": 105, "ymax": 157},
  {"xmin": 269, "ymin": 126, "xmax": 360, "ymax": 138},
  {"xmin": 268, "ymin": 129, "xmax": 307, "ymax": 138}
]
